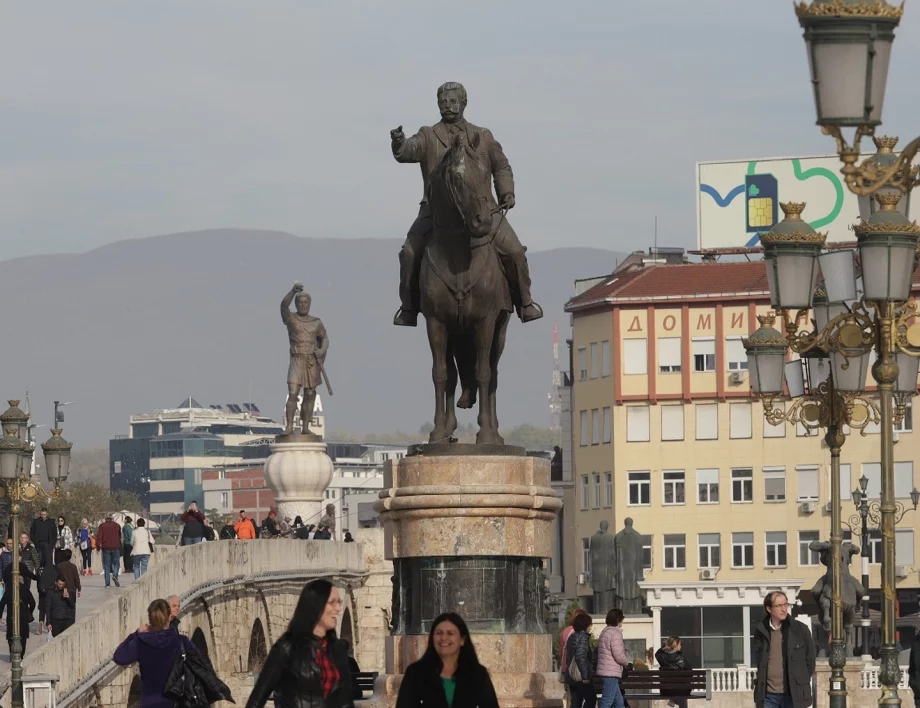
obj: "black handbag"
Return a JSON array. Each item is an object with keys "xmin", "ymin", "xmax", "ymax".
[{"xmin": 163, "ymin": 645, "xmax": 234, "ymax": 707}]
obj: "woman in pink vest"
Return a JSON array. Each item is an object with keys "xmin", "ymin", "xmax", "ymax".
[{"xmin": 596, "ymin": 609, "xmax": 630, "ymax": 708}]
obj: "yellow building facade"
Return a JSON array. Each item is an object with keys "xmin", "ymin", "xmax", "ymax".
[{"xmin": 565, "ymin": 261, "xmax": 920, "ymax": 668}]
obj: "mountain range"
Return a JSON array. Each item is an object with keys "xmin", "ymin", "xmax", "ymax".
[{"xmin": 0, "ymin": 229, "xmax": 625, "ymax": 447}]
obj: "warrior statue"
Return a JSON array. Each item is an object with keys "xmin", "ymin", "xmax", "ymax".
[
  {"xmin": 280, "ymin": 283, "xmax": 329, "ymax": 436},
  {"xmin": 320, "ymin": 502, "xmax": 337, "ymax": 535},
  {"xmin": 809, "ymin": 539, "xmax": 866, "ymax": 648},
  {"xmin": 390, "ymin": 81, "xmax": 543, "ymax": 327}
]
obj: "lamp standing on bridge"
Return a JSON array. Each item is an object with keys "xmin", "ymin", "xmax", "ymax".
[{"xmin": 0, "ymin": 400, "xmax": 72, "ymax": 708}]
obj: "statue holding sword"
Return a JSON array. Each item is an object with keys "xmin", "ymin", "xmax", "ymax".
[{"xmin": 280, "ymin": 283, "xmax": 331, "ymax": 437}]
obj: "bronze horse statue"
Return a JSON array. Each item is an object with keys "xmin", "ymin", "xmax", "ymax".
[
  {"xmin": 809, "ymin": 540, "xmax": 867, "ymax": 648},
  {"xmin": 420, "ymin": 133, "xmax": 511, "ymax": 445}
]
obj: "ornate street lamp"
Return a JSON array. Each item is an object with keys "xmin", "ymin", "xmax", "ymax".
[
  {"xmin": 761, "ymin": 202, "xmax": 826, "ymax": 311},
  {"xmin": 743, "ymin": 315, "xmax": 788, "ymax": 396}
]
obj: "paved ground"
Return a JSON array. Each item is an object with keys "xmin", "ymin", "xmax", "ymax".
[{"xmin": 0, "ymin": 564, "xmax": 139, "ymax": 670}]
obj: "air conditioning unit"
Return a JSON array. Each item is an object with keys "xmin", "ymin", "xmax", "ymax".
[
  {"xmin": 896, "ymin": 565, "xmax": 910, "ymax": 578},
  {"xmin": 577, "ymin": 573, "xmax": 589, "ymax": 586},
  {"xmin": 729, "ymin": 371, "xmax": 747, "ymax": 385},
  {"xmin": 800, "ymin": 501, "xmax": 817, "ymax": 514},
  {"xmin": 824, "ymin": 501, "xmax": 834, "ymax": 513},
  {"xmin": 700, "ymin": 568, "xmax": 717, "ymax": 581}
]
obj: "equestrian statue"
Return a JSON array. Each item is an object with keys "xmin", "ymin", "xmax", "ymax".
[
  {"xmin": 390, "ymin": 82, "xmax": 543, "ymax": 445},
  {"xmin": 809, "ymin": 539, "xmax": 867, "ymax": 650}
]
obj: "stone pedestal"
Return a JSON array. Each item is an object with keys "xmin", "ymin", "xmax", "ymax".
[
  {"xmin": 371, "ymin": 448, "xmax": 564, "ymax": 708},
  {"xmin": 263, "ymin": 434, "xmax": 333, "ymax": 523}
]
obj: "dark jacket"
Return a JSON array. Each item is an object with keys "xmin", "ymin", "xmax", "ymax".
[
  {"xmin": 261, "ymin": 516, "xmax": 279, "ymax": 538},
  {"xmin": 908, "ymin": 633, "xmax": 920, "ymax": 698},
  {"xmin": 565, "ymin": 630, "xmax": 594, "ymax": 683},
  {"xmin": 395, "ymin": 655, "xmax": 500, "ymax": 708},
  {"xmin": 2, "ymin": 562, "xmax": 35, "ymax": 641},
  {"xmin": 113, "ymin": 628, "xmax": 198, "ymax": 708},
  {"xmin": 45, "ymin": 587, "xmax": 75, "ymax": 623},
  {"xmin": 656, "ymin": 647, "xmax": 692, "ymax": 698},
  {"xmin": 29, "ymin": 517, "xmax": 57, "ymax": 545},
  {"xmin": 219, "ymin": 524, "xmax": 237, "ymax": 540},
  {"xmin": 752, "ymin": 616, "xmax": 816, "ymax": 708},
  {"xmin": 246, "ymin": 632, "xmax": 355, "ymax": 708},
  {"xmin": 180, "ymin": 510, "xmax": 206, "ymax": 539},
  {"xmin": 20, "ymin": 542, "xmax": 41, "ymax": 579},
  {"xmin": 96, "ymin": 521, "xmax": 122, "ymax": 551},
  {"xmin": 56, "ymin": 560, "xmax": 82, "ymax": 595},
  {"xmin": 0, "ymin": 548, "xmax": 13, "ymax": 577}
]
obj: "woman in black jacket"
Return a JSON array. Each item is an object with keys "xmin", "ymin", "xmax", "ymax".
[
  {"xmin": 246, "ymin": 578, "xmax": 354, "ymax": 708},
  {"xmin": 396, "ymin": 612, "xmax": 499, "ymax": 708},
  {"xmin": 655, "ymin": 636, "xmax": 691, "ymax": 708},
  {"xmin": 565, "ymin": 612, "xmax": 596, "ymax": 708}
]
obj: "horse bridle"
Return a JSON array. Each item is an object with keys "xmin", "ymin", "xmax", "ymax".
[{"xmin": 436, "ymin": 150, "xmax": 507, "ymax": 237}]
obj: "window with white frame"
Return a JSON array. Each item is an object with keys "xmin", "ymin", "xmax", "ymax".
[
  {"xmin": 582, "ymin": 538, "xmax": 590, "ymax": 574},
  {"xmin": 592, "ymin": 409, "xmax": 600, "ymax": 445},
  {"xmin": 592, "ymin": 472, "xmax": 601, "ymax": 509},
  {"xmin": 663, "ymin": 534, "xmax": 686, "ymax": 569},
  {"xmin": 578, "ymin": 346, "xmax": 587, "ymax": 380},
  {"xmin": 641, "ymin": 534, "xmax": 653, "ymax": 569},
  {"xmin": 628, "ymin": 471, "xmax": 651, "ymax": 505},
  {"xmin": 220, "ymin": 492, "xmax": 229, "ymax": 508},
  {"xmin": 729, "ymin": 403, "xmax": 753, "ymax": 439},
  {"xmin": 765, "ymin": 531, "xmax": 787, "ymax": 567},
  {"xmin": 731, "ymin": 468, "xmax": 753, "ymax": 503},
  {"xmin": 799, "ymin": 530, "xmax": 820, "ymax": 566},
  {"xmin": 692, "ymin": 338, "xmax": 716, "ymax": 372},
  {"xmin": 696, "ymin": 403, "xmax": 718, "ymax": 440},
  {"xmin": 896, "ymin": 528, "xmax": 915, "ymax": 565},
  {"xmin": 590, "ymin": 342, "xmax": 599, "ymax": 379},
  {"xmin": 603, "ymin": 472, "xmax": 612, "ymax": 508},
  {"xmin": 602, "ymin": 407, "xmax": 612, "ymax": 444},
  {"xmin": 862, "ymin": 462, "xmax": 881, "ymax": 498},
  {"xmin": 839, "ymin": 463, "xmax": 851, "ymax": 501},
  {"xmin": 663, "ymin": 470, "xmax": 686, "ymax": 505},
  {"xmin": 732, "ymin": 532, "xmax": 754, "ymax": 568},
  {"xmin": 698, "ymin": 533, "xmax": 721, "ymax": 568},
  {"xmin": 661, "ymin": 405, "xmax": 684, "ymax": 441},
  {"xmin": 602, "ymin": 340, "xmax": 611, "ymax": 377},
  {"xmin": 895, "ymin": 461, "xmax": 914, "ymax": 498},
  {"xmin": 580, "ymin": 475, "xmax": 589, "ymax": 509},
  {"xmin": 626, "ymin": 406, "xmax": 650, "ymax": 442},
  {"xmin": 658, "ymin": 337, "xmax": 682, "ymax": 373},
  {"xmin": 580, "ymin": 410, "xmax": 588, "ymax": 446},
  {"xmin": 764, "ymin": 402, "xmax": 786, "ymax": 438},
  {"xmin": 764, "ymin": 467, "xmax": 786, "ymax": 502},
  {"xmin": 895, "ymin": 404, "xmax": 913, "ymax": 432},
  {"xmin": 727, "ymin": 338, "xmax": 749, "ymax": 371},
  {"xmin": 862, "ymin": 530, "xmax": 882, "ymax": 564},
  {"xmin": 623, "ymin": 339, "xmax": 648, "ymax": 375},
  {"xmin": 797, "ymin": 465, "xmax": 820, "ymax": 501},
  {"xmin": 697, "ymin": 468, "xmax": 719, "ymax": 503}
]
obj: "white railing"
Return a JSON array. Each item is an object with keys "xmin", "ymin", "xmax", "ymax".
[
  {"xmin": 859, "ymin": 666, "xmax": 909, "ymax": 690},
  {"xmin": 710, "ymin": 666, "xmax": 757, "ymax": 693}
]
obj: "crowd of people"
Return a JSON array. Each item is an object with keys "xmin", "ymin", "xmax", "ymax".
[{"xmin": 176, "ymin": 502, "xmax": 356, "ymax": 545}]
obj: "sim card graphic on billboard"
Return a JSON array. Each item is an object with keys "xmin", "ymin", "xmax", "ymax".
[{"xmin": 744, "ymin": 174, "xmax": 778, "ymax": 235}]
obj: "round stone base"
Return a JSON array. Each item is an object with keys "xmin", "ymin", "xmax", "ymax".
[{"xmin": 263, "ymin": 440, "xmax": 333, "ymax": 524}]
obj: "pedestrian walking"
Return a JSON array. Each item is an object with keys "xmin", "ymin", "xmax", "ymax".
[
  {"xmin": 908, "ymin": 629, "xmax": 920, "ymax": 708},
  {"xmin": 597, "ymin": 609, "xmax": 629, "ymax": 708},
  {"xmin": 245, "ymin": 578, "xmax": 354, "ymax": 708},
  {"xmin": 131, "ymin": 518, "xmax": 154, "ymax": 578},
  {"xmin": 234, "ymin": 510, "xmax": 257, "ymax": 540},
  {"xmin": 29, "ymin": 508, "xmax": 56, "ymax": 574},
  {"xmin": 560, "ymin": 609, "xmax": 589, "ymax": 677},
  {"xmin": 260, "ymin": 509, "xmax": 280, "ymax": 539},
  {"xmin": 54, "ymin": 516, "xmax": 74, "ymax": 566},
  {"xmin": 395, "ymin": 612, "xmax": 499, "ymax": 708},
  {"xmin": 565, "ymin": 612, "xmax": 596, "ymax": 708},
  {"xmin": 753, "ymin": 591, "xmax": 816, "ymax": 708},
  {"xmin": 2, "ymin": 561, "xmax": 35, "ymax": 658},
  {"xmin": 76, "ymin": 519, "xmax": 93, "ymax": 575},
  {"xmin": 55, "ymin": 549, "xmax": 81, "ymax": 603},
  {"xmin": 656, "ymin": 637, "xmax": 692, "ymax": 708},
  {"xmin": 122, "ymin": 516, "xmax": 135, "ymax": 573},
  {"xmin": 46, "ymin": 576, "xmax": 76, "ymax": 637},
  {"xmin": 179, "ymin": 501, "xmax": 207, "ymax": 546},
  {"xmin": 167, "ymin": 595, "xmax": 181, "ymax": 632},
  {"xmin": 18, "ymin": 533, "xmax": 41, "ymax": 586},
  {"xmin": 36, "ymin": 561, "xmax": 57, "ymax": 635},
  {"xmin": 96, "ymin": 514, "xmax": 123, "ymax": 588}
]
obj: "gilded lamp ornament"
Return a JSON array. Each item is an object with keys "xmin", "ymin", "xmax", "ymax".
[{"xmin": 761, "ymin": 202, "xmax": 827, "ymax": 311}]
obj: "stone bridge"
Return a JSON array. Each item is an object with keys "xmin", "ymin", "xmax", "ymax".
[{"xmin": 2, "ymin": 540, "xmax": 368, "ymax": 707}]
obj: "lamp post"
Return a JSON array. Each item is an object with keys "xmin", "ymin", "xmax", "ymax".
[
  {"xmin": 846, "ymin": 476, "xmax": 920, "ymax": 661},
  {"xmin": 0, "ymin": 400, "xmax": 71, "ymax": 708}
]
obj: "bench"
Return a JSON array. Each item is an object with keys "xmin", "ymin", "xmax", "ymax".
[
  {"xmin": 355, "ymin": 671, "xmax": 379, "ymax": 697},
  {"xmin": 592, "ymin": 670, "xmax": 711, "ymax": 702}
]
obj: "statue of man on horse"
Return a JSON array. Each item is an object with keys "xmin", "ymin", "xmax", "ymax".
[{"xmin": 389, "ymin": 81, "xmax": 543, "ymax": 328}]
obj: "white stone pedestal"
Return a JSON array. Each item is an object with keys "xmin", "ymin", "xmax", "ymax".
[{"xmin": 263, "ymin": 438, "xmax": 333, "ymax": 524}]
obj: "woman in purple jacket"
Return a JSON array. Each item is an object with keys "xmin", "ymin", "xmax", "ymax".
[
  {"xmin": 596, "ymin": 609, "xmax": 630, "ymax": 708},
  {"xmin": 113, "ymin": 598, "xmax": 198, "ymax": 708}
]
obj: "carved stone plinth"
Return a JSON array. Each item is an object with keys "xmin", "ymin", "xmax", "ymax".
[
  {"xmin": 263, "ymin": 438, "xmax": 332, "ymax": 523},
  {"xmin": 370, "ymin": 450, "xmax": 563, "ymax": 708}
]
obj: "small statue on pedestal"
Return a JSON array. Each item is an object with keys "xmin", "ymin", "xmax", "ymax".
[{"xmin": 280, "ymin": 283, "xmax": 330, "ymax": 437}]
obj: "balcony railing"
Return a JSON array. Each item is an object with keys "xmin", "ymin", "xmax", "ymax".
[{"xmin": 707, "ymin": 665, "xmax": 908, "ymax": 693}]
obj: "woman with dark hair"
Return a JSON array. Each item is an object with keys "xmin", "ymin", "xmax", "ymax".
[
  {"xmin": 656, "ymin": 637, "xmax": 692, "ymax": 708},
  {"xmin": 565, "ymin": 612, "xmax": 596, "ymax": 708},
  {"xmin": 246, "ymin": 578, "xmax": 354, "ymax": 708},
  {"xmin": 395, "ymin": 612, "xmax": 499, "ymax": 708},
  {"xmin": 597, "ymin": 609, "xmax": 629, "ymax": 708}
]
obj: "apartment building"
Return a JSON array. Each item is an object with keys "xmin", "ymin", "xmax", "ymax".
[{"xmin": 564, "ymin": 259, "xmax": 920, "ymax": 668}]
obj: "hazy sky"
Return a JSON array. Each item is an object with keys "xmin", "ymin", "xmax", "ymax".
[{"xmin": 4, "ymin": 1, "xmax": 920, "ymax": 259}]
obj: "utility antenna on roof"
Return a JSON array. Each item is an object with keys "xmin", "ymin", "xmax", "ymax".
[{"xmin": 654, "ymin": 215, "xmax": 658, "ymax": 253}]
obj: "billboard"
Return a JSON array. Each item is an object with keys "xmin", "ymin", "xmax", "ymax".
[{"xmin": 696, "ymin": 155, "xmax": 862, "ymax": 250}]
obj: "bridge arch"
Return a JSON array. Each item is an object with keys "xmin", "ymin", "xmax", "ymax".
[
  {"xmin": 341, "ymin": 606, "xmax": 354, "ymax": 646},
  {"xmin": 248, "ymin": 617, "xmax": 269, "ymax": 672},
  {"xmin": 191, "ymin": 626, "xmax": 210, "ymax": 659},
  {"xmin": 127, "ymin": 674, "xmax": 142, "ymax": 708}
]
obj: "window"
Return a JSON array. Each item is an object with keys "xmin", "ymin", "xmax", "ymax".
[
  {"xmin": 696, "ymin": 404, "xmax": 718, "ymax": 440},
  {"xmin": 580, "ymin": 475, "xmax": 589, "ymax": 510},
  {"xmin": 729, "ymin": 403, "xmax": 753, "ymax": 439},
  {"xmin": 865, "ymin": 530, "xmax": 882, "ymax": 564},
  {"xmin": 862, "ymin": 462, "xmax": 881, "ymax": 498},
  {"xmin": 580, "ymin": 411, "xmax": 588, "ymax": 446},
  {"xmin": 693, "ymin": 338, "xmax": 716, "ymax": 372},
  {"xmin": 220, "ymin": 492, "xmax": 229, "ymax": 508},
  {"xmin": 727, "ymin": 338, "xmax": 749, "ymax": 371},
  {"xmin": 839, "ymin": 463, "xmax": 851, "ymax": 501},
  {"xmin": 765, "ymin": 532, "xmax": 788, "ymax": 567},
  {"xmin": 623, "ymin": 339, "xmax": 648, "ymax": 375},
  {"xmin": 642, "ymin": 534, "xmax": 653, "ymax": 569},
  {"xmin": 797, "ymin": 466, "xmax": 819, "ymax": 501},
  {"xmin": 628, "ymin": 471, "xmax": 651, "ymax": 505},
  {"xmin": 578, "ymin": 346, "xmax": 587, "ymax": 380},
  {"xmin": 732, "ymin": 532, "xmax": 754, "ymax": 568},
  {"xmin": 895, "ymin": 461, "xmax": 914, "ymax": 498},
  {"xmin": 895, "ymin": 404, "xmax": 913, "ymax": 432},
  {"xmin": 763, "ymin": 402, "xmax": 786, "ymax": 438},
  {"xmin": 697, "ymin": 468, "xmax": 719, "ymax": 503},
  {"xmin": 731, "ymin": 468, "xmax": 753, "ymax": 503},
  {"xmin": 582, "ymin": 539, "xmax": 590, "ymax": 574},
  {"xmin": 764, "ymin": 467, "xmax": 786, "ymax": 502},
  {"xmin": 658, "ymin": 337, "xmax": 682, "ymax": 373},
  {"xmin": 590, "ymin": 342, "xmax": 599, "ymax": 379},
  {"xmin": 661, "ymin": 405, "xmax": 684, "ymax": 441},
  {"xmin": 592, "ymin": 409, "xmax": 600, "ymax": 445},
  {"xmin": 799, "ymin": 531, "xmax": 820, "ymax": 566},
  {"xmin": 592, "ymin": 472, "xmax": 601, "ymax": 509},
  {"xmin": 601, "ymin": 340, "xmax": 611, "ymax": 377},
  {"xmin": 602, "ymin": 407, "xmax": 612, "ymax": 444},
  {"xmin": 663, "ymin": 534, "xmax": 686, "ymax": 569},
  {"xmin": 603, "ymin": 472, "xmax": 612, "ymax": 508},
  {"xmin": 698, "ymin": 533, "xmax": 721, "ymax": 568},
  {"xmin": 626, "ymin": 406, "xmax": 650, "ymax": 442},
  {"xmin": 896, "ymin": 529, "xmax": 915, "ymax": 565},
  {"xmin": 663, "ymin": 470, "xmax": 686, "ymax": 505}
]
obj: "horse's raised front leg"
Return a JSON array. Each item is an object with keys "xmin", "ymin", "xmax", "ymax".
[
  {"xmin": 426, "ymin": 316, "xmax": 451, "ymax": 444},
  {"xmin": 474, "ymin": 314, "xmax": 502, "ymax": 445}
]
